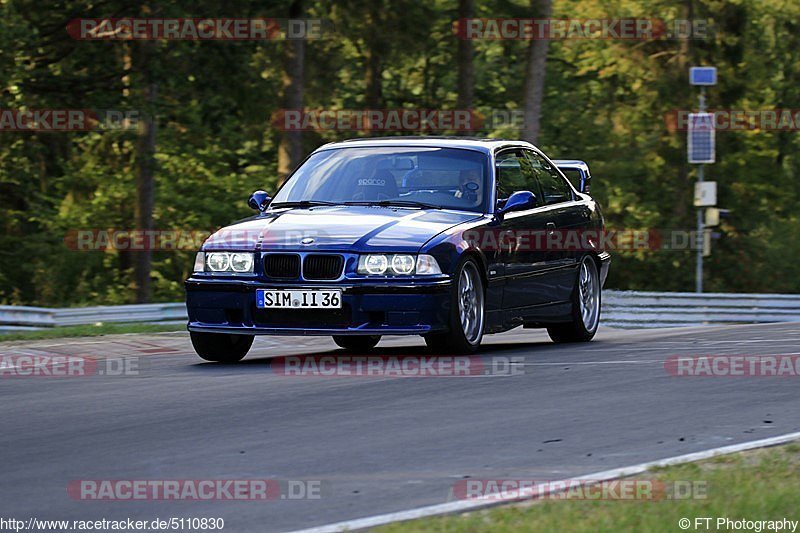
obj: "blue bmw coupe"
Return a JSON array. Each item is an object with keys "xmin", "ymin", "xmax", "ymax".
[{"xmin": 185, "ymin": 138, "xmax": 610, "ymax": 361}]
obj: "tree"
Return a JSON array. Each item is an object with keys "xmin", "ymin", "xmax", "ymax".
[
  {"xmin": 456, "ymin": 0, "xmax": 475, "ymax": 110},
  {"xmin": 277, "ymin": 0, "xmax": 307, "ymax": 180},
  {"xmin": 132, "ymin": 39, "xmax": 158, "ymax": 303},
  {"xmin": 1, "ymin": 0, "xmax": 799, "ymax": 307},
  {"xmin": 521, "ymin": 0, "xmax": 552, "ymax": 145}
]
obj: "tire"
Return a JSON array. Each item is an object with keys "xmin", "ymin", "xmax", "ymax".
[
  {"xmin": 190, "ymin": 331, "xmax": 254, "ymax": 362},
  {"xmin": 424, "ymin": 258, "xmax": 485, "ymax": 354},
  {"xmin": 332, "ymin": 335, "xmax": 381, "ymax": 352},
  {"xmin": 547, "ymin": 256, "xmax": 601, "ymax": 343}
]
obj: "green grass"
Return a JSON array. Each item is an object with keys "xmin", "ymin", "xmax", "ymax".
[
  {"xmin": 0, "ymin": 323, "xmax": 185, "ymax": 342},
  {"xmin": 377, "ymin": 443, "xmax": 800, "ymax": 533}
]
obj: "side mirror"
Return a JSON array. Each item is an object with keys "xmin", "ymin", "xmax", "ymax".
[
  {"xmin": 248, "ymin": 190, "xmax": 271, "ymax": 212},
  {"xmin": 498, "ymin": 191, "xmax": 537, "ymax": 215}
]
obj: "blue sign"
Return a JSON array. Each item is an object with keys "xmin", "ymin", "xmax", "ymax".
[{"xmin": 690, "ymin": 66, "xmax": 717, "ymax": 86}]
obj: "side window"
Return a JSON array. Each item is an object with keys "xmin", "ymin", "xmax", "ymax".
[
  {"xmin": 559, "ymin": 169, "xmax": 583, "ymax": 191},
  {"xmin": 526, "ymin": 151, "xmax": 573, "ymax": 205},
  {"xmin": 495, "ymin": 150, "xmax": 541, "ymax": 206}
]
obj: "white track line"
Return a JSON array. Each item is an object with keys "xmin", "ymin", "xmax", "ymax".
[{"xmin": 289, "ymin": 430, "xmax": 800, "ymax": 533}]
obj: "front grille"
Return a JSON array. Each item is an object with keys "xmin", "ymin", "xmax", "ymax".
[
  {"xmin": 303, "ymin": 254, "xmax": 344, "ymax": 280},
  {"xmin": 263, "ymin": 254, "xmax": 300, "ymax": 279}
]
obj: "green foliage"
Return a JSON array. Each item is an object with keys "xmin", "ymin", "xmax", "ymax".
[{"xmin": 0, "ymin": 0, "xmax": 798, "ymax": 306}]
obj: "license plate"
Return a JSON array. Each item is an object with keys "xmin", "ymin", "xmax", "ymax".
[{"xmin": 256, "ymin": 289, "xmax": 342, "ymax": 309}]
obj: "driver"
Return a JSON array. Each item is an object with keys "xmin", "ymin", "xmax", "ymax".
[{"xmin": 455, "ymin": 168, "xmax": 481, "ymax": 206}]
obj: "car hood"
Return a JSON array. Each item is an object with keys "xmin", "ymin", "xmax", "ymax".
[{"xmin": 202, "ymin": 206, "xmax": 481, "ymax": 253}]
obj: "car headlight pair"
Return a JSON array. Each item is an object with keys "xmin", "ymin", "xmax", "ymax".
[
  {"xmin": 357, "ymin": 254, "xmax": 442, "ymax": 276},
  {"xmin": 194, "ymin": 252, "xmax": 254, "ymax": 273}
]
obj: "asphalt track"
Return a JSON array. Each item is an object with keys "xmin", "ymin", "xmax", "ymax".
[{"xmin": 1, "ymin": 323, "xmax": 800, "ymax": 532}]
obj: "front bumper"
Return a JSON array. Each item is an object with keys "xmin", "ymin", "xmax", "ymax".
[{"xmin": 185, "ymin": 277, "xmax": 452, "ymax": 336}]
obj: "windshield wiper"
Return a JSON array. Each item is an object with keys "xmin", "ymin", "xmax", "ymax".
[
  {"xmin": 270, "ymin": 200, "xmax": 341, "ymax": 208},
  {"xmin": 343, "ymin": 200, "xmax": 441, "ymax": 209}
]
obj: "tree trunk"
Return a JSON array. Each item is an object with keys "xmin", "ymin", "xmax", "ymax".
[
  {"xmin": 364, "ymin": 48, "xmax": 382, "ymax": 109},
  {"xmin": 363, "ymin": 0, "xmax": 384, "ymax": 136},
  {"xmin": 277, "ymin": 0, "xmax": 306, "ymax": 181},
  {"xmin": 673, "ymin": 0, "xmax": 694, "ymax": 222},
  {"xmin": 134, "ymin": 81, "xmax": 157, "ymax": 303},
  {"xmin": 456, "ymin": 0, "xmax": 474, "ymax": 110},
  {"xmin": 131, "ymin": 33, "xmax": 157, "ymax": 304},
  {"xmin": 522, "ymin": 0, "xmax": 552, "ymax": 145}
]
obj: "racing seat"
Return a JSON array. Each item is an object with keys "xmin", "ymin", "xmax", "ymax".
[{"xmin": 352, "ymin": 170, "xmax": 398, "ymax": 201}]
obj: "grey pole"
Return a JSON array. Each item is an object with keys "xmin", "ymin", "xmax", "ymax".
[
  {"xmin": 696, "ymin": 165, "xmax": 704, "ymax": 293},
  {"xmin": 695, "ymin": 86, "xmax": 706, "ymax": 293}
]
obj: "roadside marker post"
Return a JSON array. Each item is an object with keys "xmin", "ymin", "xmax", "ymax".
[{"xmin": 688, "ymin": 67, "xmax": 717, "ymax": 293}]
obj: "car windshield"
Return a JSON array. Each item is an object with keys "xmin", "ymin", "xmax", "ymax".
[{"xmin": 271, "ymin": 146, "xmax": 489, "ymax": 212}]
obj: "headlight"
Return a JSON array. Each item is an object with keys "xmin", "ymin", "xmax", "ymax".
[
  {"xmin": 207, "ymin": 252, "xmax": 230, "ymax": 272},
  {"xmin": 230, "ymin": 252, "xmax": 254, "ymax": 272},
  {"xmin": 193, "ymin": 252, "xmax": 205, "ymax": 273},
  {"xmin": 391, "ymin": 254, "xmax": 415, "ymax": 275},
  {"xmin": 202, "ymin": 252, "xmax": 255, "ymax": 273},
  {"xmin": 357, "ymin": 254, "xmax": 442, "ymax": 276},
  {"xmin": 361, "ymin": 254, "xmax": 388, "ymax": 275}
]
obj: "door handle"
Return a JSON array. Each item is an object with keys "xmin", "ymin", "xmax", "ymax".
[{"xmin": 546, "ymin": 222, "xmax": 556, "ymax": 235}]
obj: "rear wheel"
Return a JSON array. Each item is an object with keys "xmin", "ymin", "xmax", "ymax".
[
  {"xmin": 332, "ymin": 335, "xmax": 381, "ymax": 352},
  {"xmin": 547, "ymin": 256, "xmax": 601, "ymax": 343},
  {"xmin": 190, "ymin": 331, "xmax": 253, "ymax": 362},
  {"xmin": 424, "ymin": 258, "xmax": 485, "ymax": 354}
]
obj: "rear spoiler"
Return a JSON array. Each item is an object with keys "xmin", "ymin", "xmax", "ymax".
[{"xmin": 552, "ymin": 160, "xmax": 591, "ymax": 194}]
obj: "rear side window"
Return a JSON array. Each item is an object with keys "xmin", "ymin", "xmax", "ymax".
[
  {"xmin": 559, "ymin": 169, "xmax": 583, "ymax": 191},
  {"xmin": 526, "ymin": 151, "xmax": 573, "ymax": 205}
]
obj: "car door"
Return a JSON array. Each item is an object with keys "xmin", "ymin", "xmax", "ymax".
[
  {"xmin": 523, "ymin": 149, "xmax": 584, "ymax": 303},
  {"xmin": 494, "ymin": 149, "xmax": 555, "ymax": 310}
]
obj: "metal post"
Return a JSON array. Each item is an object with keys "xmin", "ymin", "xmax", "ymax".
[
  {"xmin": 696, "ymin": 165, "xmax": 704, "ymax": 293},
  {"xmin": 695, "ymin": 86, "xmax": 706, "ymax": 293}
]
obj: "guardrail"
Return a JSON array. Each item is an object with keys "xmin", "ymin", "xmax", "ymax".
[
  {"xmin": 1, "ymin": 291, "xmax": 800, "ymax": 332},
  {"xmin": 602, "ymin": 291, "xmax": 800, "ymax": 328},
  {"xmin": 0, "ymin": 303, "xmax": 187, "ymax": 332}
]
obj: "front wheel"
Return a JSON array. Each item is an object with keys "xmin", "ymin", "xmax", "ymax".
[
  {"xmin": 424, "ymin": 258, "xmax": 485, "ymax": 354},
  {"xmin": 332, "ymin": 335, "xmax": 381, "ymax": 353},
  {"xmin": 190, "ymin": 331, "xmax": 254, "ymax": 362},
  {"xmin": 547, "ymin": 256, "xmax": 601, "ymax": 343}
]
